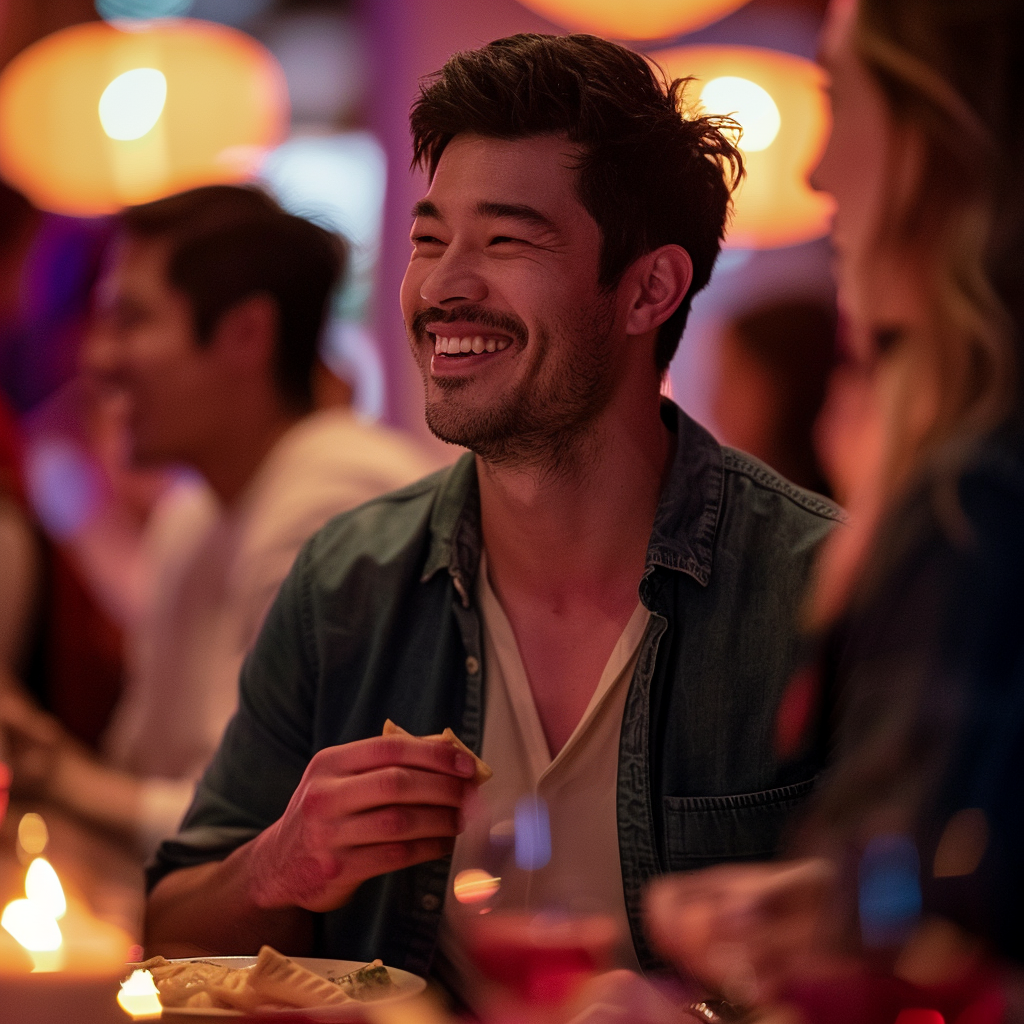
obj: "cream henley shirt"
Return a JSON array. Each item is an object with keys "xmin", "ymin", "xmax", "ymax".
[{"xmin": 439, "ymin": 552, "xmax": 651, "ymax": 995}]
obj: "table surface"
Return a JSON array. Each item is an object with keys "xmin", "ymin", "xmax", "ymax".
[{"xmin": 0, "ymin": 805, "xmax": 380, "ymax": 1021}]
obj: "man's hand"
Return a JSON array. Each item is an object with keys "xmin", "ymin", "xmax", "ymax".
[
  {"xmin": 244, "ymin": 734, "xmax": 478, "ymax": 914},
  {"xmin": 644, "ymin": 859, "xmax": 836, "ymax": 1007},
  {"xmin": 0, "ymin": 685, "xmax": 64, "ymax": 798}
]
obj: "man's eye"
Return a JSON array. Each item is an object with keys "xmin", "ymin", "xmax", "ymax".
[
  {"xmin": 489, "ymin": 236, "xmax": 525, "ymax": 245},
  {"xmin": 413, "ymin": 235, "xmax": 444, "ymax": 245}
]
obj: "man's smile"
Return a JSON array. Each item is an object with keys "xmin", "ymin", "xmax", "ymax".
[
  {"xmin": 432, "ymin": 334, "xmax": 513, "ymax": 355},
  {"xmin": 422, "ymin": 316, "xmax": 520, "ymax": 374}
]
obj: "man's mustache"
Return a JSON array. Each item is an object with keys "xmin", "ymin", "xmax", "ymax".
[{"xmin": 411, "ymin": 306, "xmax": 529, "ymax": 344}]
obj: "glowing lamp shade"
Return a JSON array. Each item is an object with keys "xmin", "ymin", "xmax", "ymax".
[
  {"xmin": 515, "ymin": 0, "xmax": 751, "ymax": 39},
  {"xmin": 0, "ymin": 19, "xmax": 288, "ymax": 216},
  {"xmin": 651, "ymin": 44, "xmax": 835, "ymax": 249}
]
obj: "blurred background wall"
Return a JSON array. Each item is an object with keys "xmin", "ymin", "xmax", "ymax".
[{"xmin": 0, "ymin": 0, "xmax": 832, "ymax": 447}]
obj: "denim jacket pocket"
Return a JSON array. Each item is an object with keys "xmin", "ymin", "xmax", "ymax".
[{"xmin": 662, "ymin": 778, "xmax": 816, "ymax": 872}]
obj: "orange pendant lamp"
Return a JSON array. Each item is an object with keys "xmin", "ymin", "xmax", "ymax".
[
  {"xmin": 515, "ymin": 0, "xmax": 751, "ymax": 40},
  {"xmin": 650, "ymin": 44, "xmax": 834, "ymax": 249},
  {"xmin": 0, "ymin": 19, "xmax": 289, "ymax": 217}
]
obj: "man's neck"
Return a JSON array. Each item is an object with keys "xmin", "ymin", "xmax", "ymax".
[
  {"xmin": 197, "ymin": 406, "xmax": 305, "ymax": 507},
  {"xmin": 478, "ymin": 389, "xmax": 675, "ymax": 608}
]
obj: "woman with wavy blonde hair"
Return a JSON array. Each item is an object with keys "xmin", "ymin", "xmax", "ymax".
[{"xmin": 646, "ymin": 0, "xmax": 1024, "ymax": 1017}]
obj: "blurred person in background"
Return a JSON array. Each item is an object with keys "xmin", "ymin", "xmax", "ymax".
[
  {"xmin": 712, "ymin": 299, "xmax": 838, "ymax": 495},
  {"xmin": 0, "ymin": 185, "xmax": 432, "ymax": 854},
  {"xmin": 0, "ymin": 394, "xmax": 39, "ymax": 684},
  {"xmin": 646, "ymin": 0, "xmax": 1024, "ymax": 1020},
  {"xmin": 0, "ymin": 185, "xmax": 41, "ymax": 685},
  {"xmin": 0, "ymin": 181, "xmax": 129, "ymax": 753}
]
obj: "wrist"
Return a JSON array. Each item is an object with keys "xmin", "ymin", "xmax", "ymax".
[{"xmin": 241, "ymin": 825, "xmax": 289, "ymax": 912}]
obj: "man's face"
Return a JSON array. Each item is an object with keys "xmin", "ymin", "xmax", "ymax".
[
  {"xmin": 401, "ymin": 133, "xmax": 625, "ymax": 469},
  {"xmin": 86, "ymin": 236, "xmax": 223, "ymax": 469}
]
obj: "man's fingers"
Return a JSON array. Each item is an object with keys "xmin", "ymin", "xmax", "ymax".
[
  {"xmin": 0, "ymin": 691, "xmax": 60, "ymax": 746},
  {"xmin": 309, "ymin": 735, "xmax": 477, "ymax": 780},
  {"xmin": 752, "ymin": 858, "xmax": 834, "ymax": 917},
  {"xmin": 340, "ymin": 804, "xmax": 463, "ymax": 848},
  {"xmin": 341, "ymin": 837, "xmax": 457, "ymax": 882},
  {"xmin": 299, "ymin": 766, "xmax": 469, "ymax": 824}
]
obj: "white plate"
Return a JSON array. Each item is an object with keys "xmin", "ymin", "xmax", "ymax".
[{"xmin": 142, "ymin": 956, "xmax": 426, "ymax": 1019}]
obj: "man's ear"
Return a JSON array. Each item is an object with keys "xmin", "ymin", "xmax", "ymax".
[
  {"xmin": 209, "ymin": 293, "xmax": 279, "ymax": 372},
  {"xmin": 623, "ymin": 245, "xmax": 693, "ymax": 338}
]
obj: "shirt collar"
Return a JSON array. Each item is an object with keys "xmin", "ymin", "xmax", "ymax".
[
  {"xmin": 421, "ymin": 399, "xmax": 724, "ymax": 597},
  {"xmin": 421, "ymin": 452, "xmax": 480, "ymax": 602},
  {"xmin": 645, "ymin": 399, "xmax": 723, "ymax": 587}
]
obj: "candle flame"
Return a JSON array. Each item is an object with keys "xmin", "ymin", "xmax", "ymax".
[
  {"xmin": 118, "ymin": 969, "xmax": 163, "ymax": 1019},
  {"xmin": 25, "ymin": 858, "xmax": 66, "ymax": 919},
  {"xmin": 1, "ymin": 899, "xmax": 62, "ymax": 951},
  {"xmin": 2, "ymin": 854, "xmax": 67, "ymax": 971}
]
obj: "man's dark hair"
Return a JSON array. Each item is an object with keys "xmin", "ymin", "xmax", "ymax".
[
  {"xmin": 410, "ymin": 33, "xmax": 743, "ymax": 370},
  {"xmin": 119, "ymin": 185, "xmax": 346, "ymax": 411}
]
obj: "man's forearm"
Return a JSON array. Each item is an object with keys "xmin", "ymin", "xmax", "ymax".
[{"xmin": 144, "ymin": 843, "xmax": 313, "ymax": 958}]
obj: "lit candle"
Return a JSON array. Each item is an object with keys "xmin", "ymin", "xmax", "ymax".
[
  {"xmin": 1, "ymin": 893, "xmax": 64, "ymax": 971},
  {"xmin": 1, "ymin": 837, "xmax": 133, "ymax": 1023}
]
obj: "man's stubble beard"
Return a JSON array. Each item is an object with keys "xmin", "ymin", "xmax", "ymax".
[{"xmin": 420, "ymin": 296, "xmax": 619, "ymax": 482}]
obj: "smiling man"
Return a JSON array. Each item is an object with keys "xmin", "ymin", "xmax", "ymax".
[{"xmin": 146, "ymin": 35, "xmax": 842, "ymax": 988}]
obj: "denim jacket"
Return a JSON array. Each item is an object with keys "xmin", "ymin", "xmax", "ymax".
[{"xmin": 150, "ymin": 401, "xmax": 842, "ymax": 974}]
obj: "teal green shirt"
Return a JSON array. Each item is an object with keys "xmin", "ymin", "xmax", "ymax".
[{"xmin": 150, "ymin": 401, "xmax": 842, "ymax": 975}]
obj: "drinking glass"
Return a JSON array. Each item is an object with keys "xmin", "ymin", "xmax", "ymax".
[{"xmin": 445, "ymin": 793, "xmax": 620, "ymax": 1021}]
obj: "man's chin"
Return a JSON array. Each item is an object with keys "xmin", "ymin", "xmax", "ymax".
[{"xmin": 424, "ymin": 400, "xmax": 509, "ymax": 457}]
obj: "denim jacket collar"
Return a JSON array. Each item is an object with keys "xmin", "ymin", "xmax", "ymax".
[
  {"xmin": 419, "ymin": 400, "xmax": 724, "ymax": 599},
  {"xmin": 645, "ymin": 400, "xmax": 723, "ymax": 586}
]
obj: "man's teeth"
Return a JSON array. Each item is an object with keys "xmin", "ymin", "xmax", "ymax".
[{"xmin": 433, "ymin": 335, "xmax": 510, "ymax": 355}]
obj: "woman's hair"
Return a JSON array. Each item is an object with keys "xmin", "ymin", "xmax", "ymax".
[{"xmin": 854, "ymin": 0, "xmax": 1024, "ymax": 478}]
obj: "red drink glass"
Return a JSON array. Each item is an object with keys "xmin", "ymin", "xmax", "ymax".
[{"xmin": 468, "ymin": 910, "xmax": 619, "ymax": 1007}]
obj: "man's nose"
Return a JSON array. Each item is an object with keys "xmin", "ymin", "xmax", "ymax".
[
  {"xmin": 419, "ymin": 246, "xmax": 488, "ymax": 307},
  {"xmin": 80, "ymin": 324, "xmax": 123, "ymax": 384}
]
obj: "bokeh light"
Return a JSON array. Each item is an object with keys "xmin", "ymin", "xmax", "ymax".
[
  {"xmin": 650, "ymin": 44, "xmax": 834, "ymax": 249},
  {"xmin": 17, "ymin": 813, "xmax": 49, "ymax": 859},
  {"xmin": 858, "ymin": 834, "xmax": 922, "ymax": 949},
  {"xmin": 24, "ymin": 439, "xmax": 102, "ymax": 540},
  {"xmin": 514, "ymin": 795, "xmax": 551, "ymax": 871},
  {"xmin": 0, "ymin": 19, "xmax": 288, "ymax": 216},
  {"xmin": 701, "ymin": 75, "xmax": 781, "ymax": 152},
  {"xmin": 96, "ymin": 0, "xmax": 193, "ymax": 19},
  {"xmin": 453, "ymin": 869, "xmax": 502, "ymax": 904},
  {"xmin": 514, "ymin": 0, "xmax": 751, "ymax": 40},
  {"xmin": 98, "ymin": 68, "xmax": 168, "ymax": 142}
]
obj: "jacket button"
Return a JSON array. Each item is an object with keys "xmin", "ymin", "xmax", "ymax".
[
  {"xmin": 465, "ymin": 656, "xmax": 480, "ymax": 676},
  {"xmin": 421, "ymin": 893, "xmax": 440, "ymax": 911}
]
